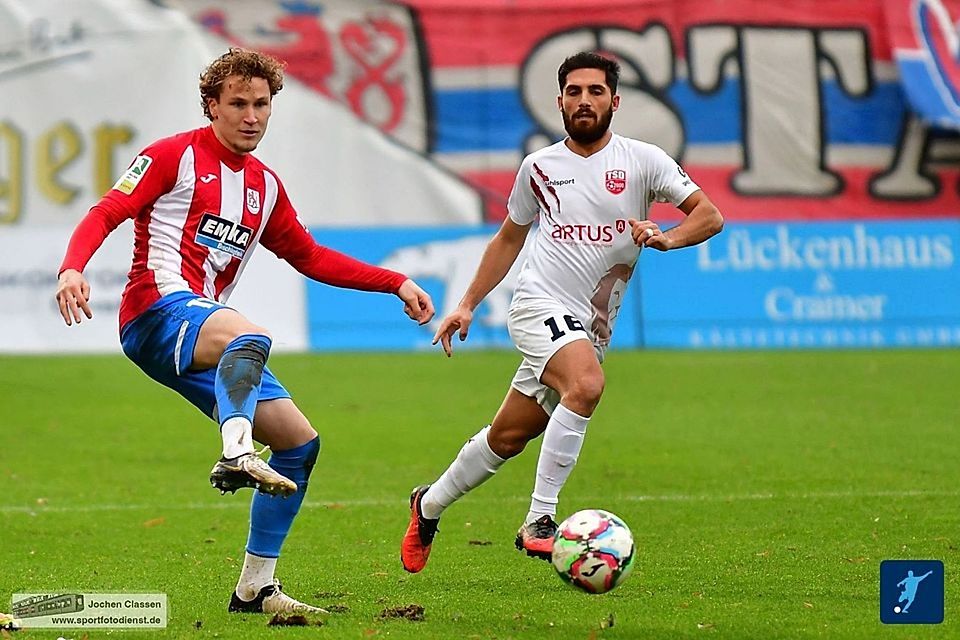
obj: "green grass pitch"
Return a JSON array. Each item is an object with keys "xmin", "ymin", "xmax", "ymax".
[{"xmin": 1, "ymin": 350, "xmax": 957, "ymax": 639}]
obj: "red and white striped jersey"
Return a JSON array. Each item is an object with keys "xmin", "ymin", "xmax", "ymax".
[{"xmin": 60, "ymin": 126, "xmax": 405, "ymax": 330}]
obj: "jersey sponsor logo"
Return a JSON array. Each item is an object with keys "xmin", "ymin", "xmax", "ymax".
[
  {"xmin": 113, "ymin": 155, "xmax": 153, "ymax": 195},
  {"xmin": 605, "ymin": 169, "xmax": 626, "ymax": 195},
  {"xmin": 199, "ymin": 173, "xmax": 218, "ymax": 184},
  {"xmin": 616, "ymin": 219, "xmax": 627, "ymax": 233},
  {"xmin": 246, "ymin": 188, "xmax": 261, "ymax": 215},
  {"xmin": 550, "ymin": 222, "xmax": 626, "ymax": 245},
  {"xmin": 545, "ymin": 178, "xmax": 575, "ymax": 187},
  {"xmin": 195, "ymin": 213, "xmax": 253, "ymax": 258}
]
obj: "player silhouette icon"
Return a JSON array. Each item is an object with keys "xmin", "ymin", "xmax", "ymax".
[{"xmin": 897, "ymin": 570, "xmax": 933, "ymax": 612}]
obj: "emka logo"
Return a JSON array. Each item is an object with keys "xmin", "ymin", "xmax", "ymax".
[
  {"xmin": 195, "ymin": 213, "xmax": 253, "ymax": 259},
  {"xmin": 605, "ymin": 169, "xmax": 626, "ymax": 195}
]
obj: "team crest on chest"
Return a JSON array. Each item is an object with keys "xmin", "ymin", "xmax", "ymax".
[
  {"xmin": 246, "ymin": 188, "xmax": 261, "ymax": 215},
  {"xmin": 605, "ymin": 169, "xmax": 627, "ymax": 195}
]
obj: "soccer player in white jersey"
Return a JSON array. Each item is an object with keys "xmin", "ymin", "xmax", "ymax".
[
  {"xmin": 401, "ymin": 51, "xmax": 723, "ymax": 573},
  {"xmin": 55, "ymin": 48, "xmax": 435, "ymax": 614}
]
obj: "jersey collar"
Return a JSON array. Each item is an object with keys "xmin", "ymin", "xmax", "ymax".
[{"xmin": 562, "ymin": 132, "xmax": 616, "ymax": 159}]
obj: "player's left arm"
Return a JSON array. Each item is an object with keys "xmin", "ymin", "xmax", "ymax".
[
  {"xmin": 629, "ymin": 190, "xmax": 723, "ymax": 252},
  {"xmin": 260, "ymin": 187, "xmax": 434, "ymax": 324}
]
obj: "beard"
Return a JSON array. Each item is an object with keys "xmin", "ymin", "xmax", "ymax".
[{"xmin": 562, "ymin": 106, "xmax": 613, "ymax": 145}]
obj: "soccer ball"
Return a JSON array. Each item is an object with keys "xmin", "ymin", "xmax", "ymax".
[{"xmin": 552, "ymin": 509, "xmax": 635, "ymax": 594}]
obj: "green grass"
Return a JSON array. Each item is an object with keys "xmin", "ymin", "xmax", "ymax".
[{"xmin": 1, "ymin": 350, "xmax": 958, "ymax": 639}]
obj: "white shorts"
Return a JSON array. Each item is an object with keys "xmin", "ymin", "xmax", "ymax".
[{"xmin": 507, "ymin": 298, "xmax": 603, "ymax": 415}]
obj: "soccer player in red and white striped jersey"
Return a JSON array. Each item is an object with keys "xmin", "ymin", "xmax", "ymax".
[{"xmin": 55, "ymin": 48, "xmax": 434, "ymax": 615}]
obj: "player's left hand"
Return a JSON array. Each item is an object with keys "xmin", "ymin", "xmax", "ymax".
[
  {"xmin": 627, "ymin": 218, "xmax": 673, "ymax": 252},
  {"xmin": 397, "ymin": 279, "xmax": 435, "ymax": 325}
]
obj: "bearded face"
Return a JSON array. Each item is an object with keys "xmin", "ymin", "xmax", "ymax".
[
  {"xmin": 562, "ymin": 103, "xmax": 614, "ymax": 145},
  {"xmin": 558, "ymin": 67, "xmax": 619, "ymax": 146}
]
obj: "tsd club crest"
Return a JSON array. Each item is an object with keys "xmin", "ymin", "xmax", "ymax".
[{"xmin": 605, "ymin": 169, "xmax": 626, "ymax": 195}]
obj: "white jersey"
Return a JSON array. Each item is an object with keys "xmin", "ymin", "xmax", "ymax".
[{"xmin": 507, "ymin": 133, "xmax": 699, "ymax": 348}]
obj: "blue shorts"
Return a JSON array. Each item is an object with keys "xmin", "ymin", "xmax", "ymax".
[{"xmin": 120, "ymin": 291, "xmax": 290, "ymax": 420}]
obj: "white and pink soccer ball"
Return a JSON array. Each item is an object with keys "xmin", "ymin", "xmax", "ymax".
[{"xmin": 551, "ymin": 509, "xmax": 635, "ymax": 594}]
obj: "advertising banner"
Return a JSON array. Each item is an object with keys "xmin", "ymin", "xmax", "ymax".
[
  {"xmin": 0, "ymin": 0, "xmax": 482, "ymax": 227},
  {"xmin": 0, "ymin": 226, "xmax": 307, "ymax": 353},
  {"xmin": 306, "ymin": 221, "xmax": 960, "ymax": 351},
  {"xmin": 643, "ymin": 221, "xmax": 960, "ymax": 348},
  {"xmin": 885, "ymin": 0, "xmax": 960, "ymax": 131},
  {"xmin": 172, "ymin": 0, "xmax": 960, "ymax": 222}
]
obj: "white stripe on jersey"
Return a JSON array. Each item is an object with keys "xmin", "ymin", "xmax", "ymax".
[
  {"xmin": 218, "ymin": 171, "xmax": 279, "ymax": 302},
  {"xmin": 148, "ymin": 146, "xmax": 195, "ymax": 297},
  {"xmin": 202, "ymin": 163, "xmax": 245, "ymax": 299}
]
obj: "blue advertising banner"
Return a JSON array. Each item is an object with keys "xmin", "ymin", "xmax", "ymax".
[
  {"xmin": 306, "ymin": 226, "xmax": 514, "ymax": 351},
  {"xmin": 642, "ymin": 221, "xmax": 960, "ymax": 349},
  {"xmin": 307, "ymin": 220, "xmax": 960, "ymax": 351}
]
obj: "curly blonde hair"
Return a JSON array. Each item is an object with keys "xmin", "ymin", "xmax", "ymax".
[{"xmin": 199, "ymin": 48, "xmax": 285, "ymax": 121}]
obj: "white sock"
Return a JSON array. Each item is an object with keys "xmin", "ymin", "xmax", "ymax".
[
  {"xmin": 421, "ymin": 425, "xmax": 505, "ymax": 520},
  {"xmin": 526, "ymin": 403, "xmax": 590, "ymax": 523},
  {"xmin": 235, "ymin": 552, "xmax": 277, "ymax": 600},
  {"xmin": 221, "ymin": 416, "xmax": 254, "ymax": 459}
]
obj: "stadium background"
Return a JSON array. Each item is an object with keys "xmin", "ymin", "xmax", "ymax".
[
  {"xmin": 2, "ymin": 2, "xmax": 959, "ymax": 637},
  {"xmin": 3, "ymin": 0, "xmax": 959, "ymax": 353}
]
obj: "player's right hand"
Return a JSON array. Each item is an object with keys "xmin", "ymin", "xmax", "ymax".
[
  {"xmin": 397, "ymin": 278, "xmax": 435, "ymax": 325},
  {"xmin": 55, "ymin": 269, "xmax": 93, "ymax": 326},
  {"xmin": 432, "ymin": 307, "xmax": 473, "ymax": 357}
]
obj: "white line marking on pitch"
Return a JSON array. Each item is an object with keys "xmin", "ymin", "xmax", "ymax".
[{"xmin": 1, "ymin": 489, "xmax": 957, "ymax": 515}]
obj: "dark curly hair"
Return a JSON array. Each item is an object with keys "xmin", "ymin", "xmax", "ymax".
[
  {"xmin": 557, "ymin": 51, "xmax": 620, "ymax": 94},
  {"xmin": 199, "ymin": 48, "xmax": 285, "ymax": 121}
]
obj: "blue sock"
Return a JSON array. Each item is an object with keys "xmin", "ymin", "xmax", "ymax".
[
  {"xmin": 246, "ymin": 437, "xmax": 321, "ymax": 558},
  {"xmin": 215, "ymin": 334, "xmax": 272, "ymax": 425}
]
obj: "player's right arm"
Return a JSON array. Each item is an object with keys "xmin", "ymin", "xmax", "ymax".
[
  {"xmin": 432, "ymin": 216, "xmax": 531, "ymax": 357},
  {"xmin": 433, "ymin": 157, "xmax": 539, "ymax": 356},
  {"xmin": 56, "ymin": 142, "xmax": 178, "ymax": 326}
]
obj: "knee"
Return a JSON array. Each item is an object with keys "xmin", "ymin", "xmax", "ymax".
[
  {"xmin": 487, "ymin": 428, "xmax": 531, "ymax": 459},
  {"xmin": 271, "ymin": 433, "xmax": 321, "ymax": 479},
  {"xmin": 563, "ymin": 374, "xmax": 604, "ymax": 415},
  {"xmin": 230, "ymin": 327, "xmax": 272, "ymax": 347},
  {"xmin": 301, "ymin": 426, "xmax": 320, "ymax": 453},
  {"xmin": 250, "ymin": 327, "xmax": 272, "ymax": 341},
  {"xmin": 302, "ymin": 433, "xmax": 321, "ymax": 470}
]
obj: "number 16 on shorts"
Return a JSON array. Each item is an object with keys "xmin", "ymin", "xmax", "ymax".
[{"xmin": 544, "ymin": 314, "xmax": 585, "ymax": 342}]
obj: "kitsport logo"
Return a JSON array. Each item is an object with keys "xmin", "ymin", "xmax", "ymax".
[
  {"xmin": 195, "ymin": 213, "xmax": 253, "ymax": 258},
  {"xmin": 545, "ymin": 178, "xmax": 575, "ymax": 187},
  {"xmin": 550, "ymin": 220, "xmax": 629, "ymax": 245}
]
